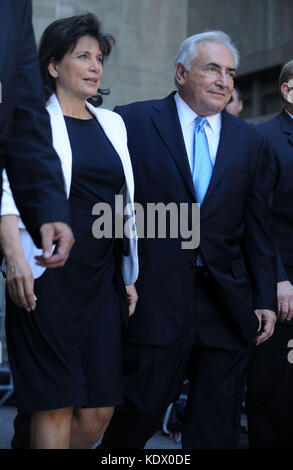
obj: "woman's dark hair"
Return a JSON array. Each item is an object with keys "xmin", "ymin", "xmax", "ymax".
[{"xmin": 38, "ymin": 13, "xmax": 115, "ymax": 106}]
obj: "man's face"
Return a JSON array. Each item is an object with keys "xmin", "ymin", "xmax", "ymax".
[
  {"xmin": 176, "ymin": 41, "xmax": 236, "ymax": 116},
  {"xmin": 281, "ymin": 78, "xmax": 293, "ymax": 114},
  {"xmin": 226, "ymin": 89, "xmax": 243, "ymax": 117}
]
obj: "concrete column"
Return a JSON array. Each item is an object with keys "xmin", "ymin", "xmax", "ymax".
[{"xmin": 32, "ymin": 0, "xmax": 189, "ymax": 109}]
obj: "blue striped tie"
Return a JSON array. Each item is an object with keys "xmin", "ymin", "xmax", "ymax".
[{"xmin": 192, "ymin": 116, "xmax": 213, "ymax": 205}]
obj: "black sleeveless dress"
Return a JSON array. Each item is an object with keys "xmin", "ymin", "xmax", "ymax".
[{"xmin": 5, "ymin": 116, "xmax": 126, "ymax": 413}]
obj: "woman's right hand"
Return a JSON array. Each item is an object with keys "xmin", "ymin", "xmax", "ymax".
[
  {"xmin": 6, "ymin": 255, "xmax": 36, "ymax": 312},
  {"xmin": 0, "ymin": 215, "xmax": 36, "ymax": 311}
]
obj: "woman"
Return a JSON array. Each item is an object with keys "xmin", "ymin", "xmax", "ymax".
[{"xmin": 0, "ymin": 13, "xmax": 138, "ymax": 449}]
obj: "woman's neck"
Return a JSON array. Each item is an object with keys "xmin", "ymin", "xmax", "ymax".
[{"xmin": 56, "ymin": 90, "xmax": 93, "ymax": 119}]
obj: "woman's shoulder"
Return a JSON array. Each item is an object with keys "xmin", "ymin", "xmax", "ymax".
[
  {"xmin": 95, "ymin": 107, "xmax": 122, "ymax": 121},
  {"xmin": 90, "ymin": 105, "xmax": 126, "ymax": 131}
]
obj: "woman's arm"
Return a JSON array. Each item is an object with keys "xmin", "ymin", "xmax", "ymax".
[{"xmin": 0, "ymin": 215, "xmax": 36, "ymax": 311}]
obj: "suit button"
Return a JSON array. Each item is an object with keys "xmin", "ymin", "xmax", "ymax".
[{"xmin": 188, "ymin": 261, "xmax": 197, "ymax": 270}]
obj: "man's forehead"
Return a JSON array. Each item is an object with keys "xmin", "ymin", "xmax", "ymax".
[{"xmin": 194, "ymin": 41, "xmax": 235, "ymax": 65}]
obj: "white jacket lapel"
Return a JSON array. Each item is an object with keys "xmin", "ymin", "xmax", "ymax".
[
  {"xmin": 86, "ymin": 101, "xmax": 135, "ymax": 203},
  {"xmin": 47, "ymin": 94, "xmax": 72, "ymax": 198}
]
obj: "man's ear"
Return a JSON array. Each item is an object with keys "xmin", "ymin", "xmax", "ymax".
[
  {"xmin": 175, "ymin": 63, "xmax": 187, "ymax": 86},
  {"xmin": 281, "ymin": 82, "xmax": 289, "ymax": 102},
  {"xmin": 48, "ymin": 59, "xmax": 59, "ymax": 79}
]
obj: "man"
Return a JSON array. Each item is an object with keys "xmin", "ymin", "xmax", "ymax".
[
  {"xmin": 0, "ymin": 0, "xmax": 74, "ymax": 280},
  {"xmin": 0, "ymin": 0, "xmax": 73, "ymax": 448},
  {"xmin": 226, "ymin": 86, "xmax": 244, "ymax": 117},
  {"xmin": 100, "ymin": 31, "xmax": 277, "ymax": 449},
  {"xmin": 246, "ymin": 60, "xmax": 293, "ymax": 449}
]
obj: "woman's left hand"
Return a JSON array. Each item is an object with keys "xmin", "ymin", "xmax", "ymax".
[{"xmin": 125, "ymin": 284, "xmax": 138, "ymax": 317}]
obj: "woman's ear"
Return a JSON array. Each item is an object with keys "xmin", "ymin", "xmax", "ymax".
[{"xmin": 48, "ymin": 59, "xmax": 59, "ymax": 79}]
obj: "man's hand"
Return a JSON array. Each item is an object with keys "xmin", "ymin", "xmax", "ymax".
[
  {"xmin": 125, "ymin": 284, "xmax": 138, "ymax": 317},
  {"xmin": 6, "ymin": 256, "xmax": 35, "ymax": 311},
  {"xmin": 277, "ymin": 280, "xmax": 293, "ymax": 321},
  {"xmin": 254, "ymin": 309, "xmax": 276, "ymax": 345},
  {"xmin": 35, "ymin": 222, "xmax": 74, "ymax": 268}
]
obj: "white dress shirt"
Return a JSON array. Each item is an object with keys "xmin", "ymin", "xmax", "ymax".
[
  {"xmin": 174, "ymin": 92, "xmax": 222, "ymax": 174},
  {"xmin": 174, "ymin": 92, "xmax": 222, "ymax": 266}
]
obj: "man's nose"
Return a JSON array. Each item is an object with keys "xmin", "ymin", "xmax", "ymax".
[{"xmin": 215, "ymin": 70, "xmax": 229, "ymax": 87}]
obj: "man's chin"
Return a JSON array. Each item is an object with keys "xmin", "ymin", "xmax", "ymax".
[{"xmin": 206, "ymin": 103, "xmax": 226, "ymax": 115}]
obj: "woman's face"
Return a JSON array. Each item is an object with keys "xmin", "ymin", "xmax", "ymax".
[{"xmin": 49, "ymin": 35, "xmax": 104, "ymax": 102}]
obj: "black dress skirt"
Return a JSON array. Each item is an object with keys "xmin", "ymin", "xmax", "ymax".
[{"xmin": 5, "ymin": 116, "xmax": 126, "ymax": 413}]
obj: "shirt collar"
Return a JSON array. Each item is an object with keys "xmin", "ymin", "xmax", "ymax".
[
  {"xmin": 285, "ymin": 108, "xmax": 293, "ymax": 120},
  {"xmin": 174, "ymin": 92, "xmax": 221, "ymax": 135}
]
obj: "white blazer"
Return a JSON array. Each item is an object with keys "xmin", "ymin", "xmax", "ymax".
[{"xmin": 1, "ymin": 93, "xmax": 138, "ymax": 285}]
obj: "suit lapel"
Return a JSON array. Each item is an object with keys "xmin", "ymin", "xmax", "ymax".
[
  {"xmin": 47, "ymin": 94, "xmax": 72, "ymax": 198},
  {"xmin": 201, "ymin": 110, "xmax": 242, "ymax": 209},
  {"xmin": 151, "ymin": 93, "xmax": 197, "ymax": 200},
  {"xmin": 150, "ymin": 96, "xmax": 243, "ymax": 208},
  {"xmin": 279, "ymin": 110, "xmax": 293, "ymax": 147}
]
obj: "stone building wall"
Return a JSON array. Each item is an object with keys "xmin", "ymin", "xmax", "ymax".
[
  {"xmin": 188, "ymin": 0, "xmax": 293, "ymax": 120},
  {"xmin": 31, "ymin": 0, "xmax": 293, "ymax": 119},
  {"xmin": 32, "ymin": 0, "xmax": 188, "ymax": 110}
]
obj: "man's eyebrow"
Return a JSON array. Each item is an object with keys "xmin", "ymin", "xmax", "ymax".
[{"xmin": 206, "ymin": 62, "xmax": 236, "ymax": 72}]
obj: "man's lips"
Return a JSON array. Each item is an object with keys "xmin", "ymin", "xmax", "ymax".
[{"xmin": 209, "ymin": 91, "xmax": 226, "ymax": 97}]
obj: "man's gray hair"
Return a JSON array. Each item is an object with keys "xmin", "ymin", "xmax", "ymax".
[
  {"xmin": 279, "ymin": 59, "xmax": 293, "ymax": 88},
  {"xmin": 174, "ymin": 31, "xmax": 240, "ymax": 88}
]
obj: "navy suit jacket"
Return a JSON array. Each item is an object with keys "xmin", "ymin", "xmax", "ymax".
[
  {"xmin": 115, "ymin": 92, "xmax": 277, "ymax": 345},
  {"xmin": 257, "ymin": 110, "xmax": 293, "ymax": 281},
  {"xmin": 0, "ymin": 0, "xmax": 69, "ymax": 246}
]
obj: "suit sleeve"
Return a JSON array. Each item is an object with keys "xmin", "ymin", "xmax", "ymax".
[
  {"xmin": 243, "ymin": 136, "xmax": 277, "ymax": 312},
  {"xmin": 4, "ymin": 0, "xmax": 70, "ymax": 248},
  {"xmin": 267, "ymin": 142, "xmax": 288, "ymax": 282}
]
